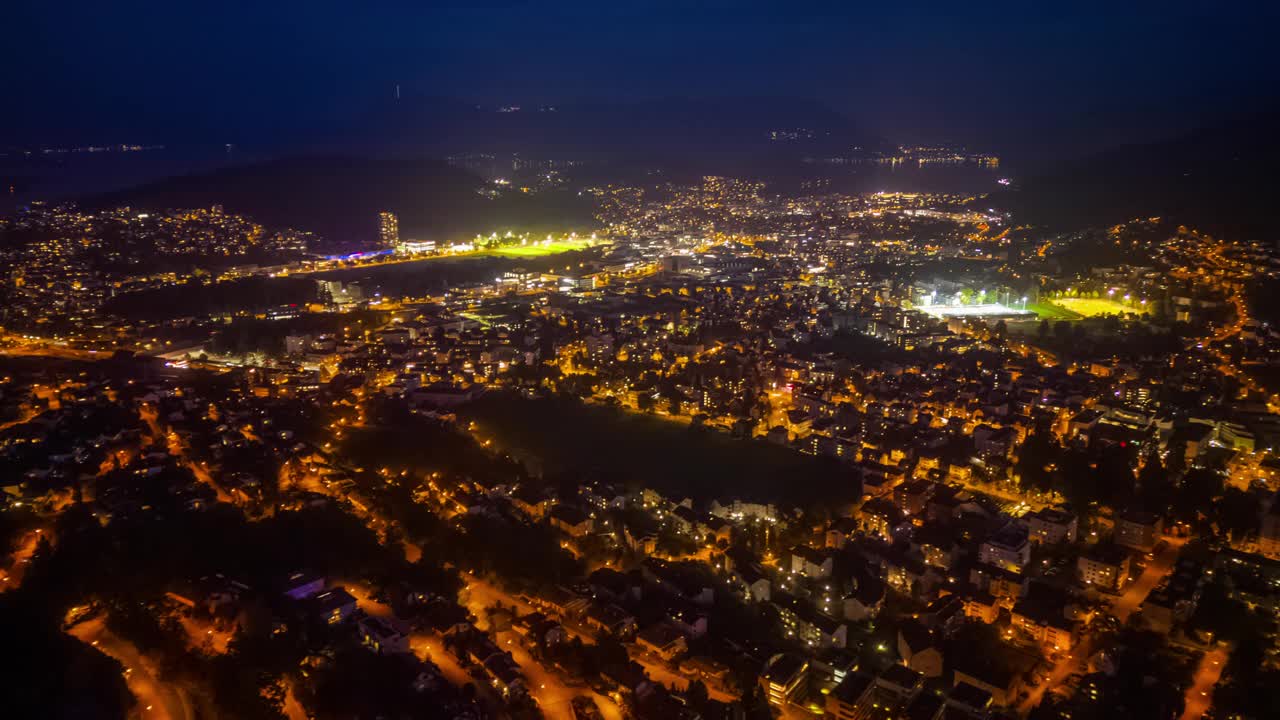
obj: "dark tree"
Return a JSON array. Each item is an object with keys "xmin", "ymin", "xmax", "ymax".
[
  {"xmin": 685, "ymin": 679, "xmax": 710, "ymax": 711},
  {"xmin": 1214, "ymin": 488, "xmax": 1261, "ymax": 540},
  {"xmin": 1173, "ymin": 468, "xmax": 1223, "ymax": 525}
]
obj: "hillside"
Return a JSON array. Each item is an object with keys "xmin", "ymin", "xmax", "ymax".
[
  {"xmin": 994, "ymin": 110, "xmax": 1280, "ymax": 241},
  {"xmin": 87, "ymin": 155, "xmax": 597, "ymax": 242}
]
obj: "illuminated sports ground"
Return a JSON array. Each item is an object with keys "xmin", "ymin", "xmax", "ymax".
[
  {"xmin": 1050, "ymin": 297, "xmax": 1149, "ymax": 317},
  {"xmin": 483, "ymin": 238, "xmax": 595, "ymax": 258},
  {"xmin": 923, "ymin": 298, "xmax": 1150, "ymax": 321},
  {"xmin": 1025, "ymin": 301, "xmax": 1082, "ymax": 320},
  {"xmin": 919, "ymin": 303, "xmax": 1035, "ymax": 319}
]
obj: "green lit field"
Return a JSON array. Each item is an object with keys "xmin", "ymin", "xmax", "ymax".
[
  {"xmin": 1052, "ymin": 297, "xmax": 1147, "ymax": 317},
  {"xmin": 1026, "ymin": 301, "xmax": 1083, "ymax": 321},
  {"xmin": 485, "ymin": 239, "xmax": 594, "ymax": 258}
]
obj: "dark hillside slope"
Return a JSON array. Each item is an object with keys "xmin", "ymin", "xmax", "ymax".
[{"xmin": 88, "ymin": 155, "xmax": 596, "ymax": 241}]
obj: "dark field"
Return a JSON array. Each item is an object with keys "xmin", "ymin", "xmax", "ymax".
[{"xmin": 459, "ymin": 393, "xmax": 858, "ymax": 508}]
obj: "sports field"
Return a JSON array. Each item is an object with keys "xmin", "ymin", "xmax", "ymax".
[
  {"xmin": 1051, "ymin": 297, "xmax": 1146, "ymax": 317},
  {"xmin": 1026, "ymin": 301, "xmax": 1083, "ymax": 321},
  {"xmin": 919, "ymin": 303, "xmax": 1034, "ymax": 319},
  {"xmin": 486, "ymin": 239, "xmax": 594, "ymax": 258}
]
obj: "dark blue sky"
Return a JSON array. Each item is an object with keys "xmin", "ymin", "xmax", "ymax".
[{"xmin": 5, "ymin": 0, "xmax": 1275, "ymax": 156}]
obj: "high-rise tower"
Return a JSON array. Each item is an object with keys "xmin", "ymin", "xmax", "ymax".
[{"xmin": 378, "ymin": 211, "xmax": 399, "ymax": 248}]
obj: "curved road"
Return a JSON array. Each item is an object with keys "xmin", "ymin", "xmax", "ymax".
[{"xmin": 67, "ymin": 617, "xmax": 195, "ymax": 720}]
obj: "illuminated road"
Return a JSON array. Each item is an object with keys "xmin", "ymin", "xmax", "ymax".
[
  {"xmin": 497, "ymin": 626, "xmax": 624, "ymax": 720},
  {"xmin": 0, "ymin": 406, "xmax": 37, "ymax": 432},
  {"xmin": 1009, "ymin": 339, "xmax": 1060, "ymax": 367},
  {"xmin": 176, "ymin": 614, "xmax": 231, "ymax": 655},
  {"xmin": 1167, "ymin": 234, "xmax": 1276, "ymax": 412},
  {"xmin": 282, "ymin": 680, "xmax": 309, "ymax": 720},
  {"xmin": 458, "ymin": 574, "xmax": 627, "ymax": 720},
  {"xmin": 139, "ymin": 404, "xmax": 233, "ymax": 503},
  {"xmin": 408, "ymin": 633, "xmax": 475, "ymax": 688},
  {"xmin": 346, "ymin": 580, "xmax": 506, "ymax": 713},
  {"xmin": 320, "ymin": 394, "xmax": 719, "ymax": 717},
  {"xmin": 1021, "ymin": 537, "xmax": 1185, "ymax": 715},
  {"xmin": 629, "ymin": 650, "xmax": 735, "ymax": 702},
  {"xmin": 1179, "ymin": 647, "xmax": 1227, "ymax": 720},
  {"xmin": 462, "ymin": 572, "xmax": 732, "ymax": 707},
  {"xmin": 954, "ymin": 479, "xmax": 1056, "ymax": 513},
  {"xmin": 1018, "ymin": 642, "xmax": 1084, "ymax": 716},
  {"xmin": 351, "ymin": 565, "xmax": 621, "ymax": 719},
  {"xmin": 68, "ymin": 617, "xmax": 195, "ymax": 720},
  {"xmin": 1113, "ymin": 537, "xmax": 1184, "ymax": 623},
  {"xmin": 1, "ymin": 525, "xmax": 46, "ymax": 589},
  {"xmin": 0, "ymin": 338, "xmax": 105, "ymax": 362}
]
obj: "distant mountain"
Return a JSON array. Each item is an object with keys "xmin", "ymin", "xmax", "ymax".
[
  {"xmin": 84, "ymin": 98, "xmax": 880, "ymax": 240},
  {"xmin": 86, "ymin": 155, "xmax": 596, "ymax": 242},
  {"xmin": 994, "ymin": 110, "xmax": 1280, "ymax": 241},
  {"xmin": 312, "ymin": 96, "xmax": 885, "ymax": 175}
]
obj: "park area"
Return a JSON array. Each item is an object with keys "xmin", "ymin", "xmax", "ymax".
[{"xmin": 458, "ymin": 394, "xmax": 856, "ymax": 507}]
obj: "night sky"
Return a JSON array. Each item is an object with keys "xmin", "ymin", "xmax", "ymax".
[{"xmin": 5, "ymin": 1, "xmax": 1276, "ymax": 157}]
